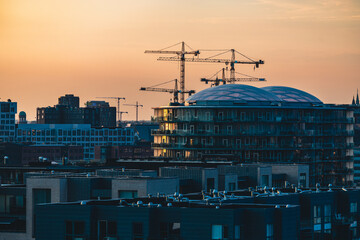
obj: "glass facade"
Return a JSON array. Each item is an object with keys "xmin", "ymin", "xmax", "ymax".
[
  {"xmin": 0, "ymin": 101, "xmax": 17, "ymax": 143},
  {"xmin": 16, "ymin": 124, "xmax": 135, "ymax": 160},
  {"xmin": 153, "ymin": 85, "xmax": 354, "ymax": 186}
]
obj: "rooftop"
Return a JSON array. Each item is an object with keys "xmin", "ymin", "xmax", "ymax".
[
  {"xmin": 186, "ymin": 84, "xmax": 323, "ymax": 106},
  {"xmin": 187, "ymin": 84, "xmax": 282, "ymax": 104},
  {"xmin": 261, "ymin": 86, "xmax": 322, "ymax": 104}
]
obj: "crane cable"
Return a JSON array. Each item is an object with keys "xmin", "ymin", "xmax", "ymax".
[{"xmin": 148, "ymin": 79, "xmax": 177, "ymax": 88}]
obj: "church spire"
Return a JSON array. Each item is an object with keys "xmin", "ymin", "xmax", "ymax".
[
  {"xmin": 352, "ymin": 96, "xmax": 355, "ymax": 105},
  {"xmin": 357, "ymin": 89, "xmax": 359, "ymax": 105}
]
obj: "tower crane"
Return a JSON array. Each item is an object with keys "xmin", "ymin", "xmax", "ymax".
[
  {"xmin": 96, "ymin": 97, "xmax": 125, "ymax": 123},
  {"xmin": 201, "ymin": 68, "xmax": 266, "ymax": 87},
  {"xmin": 145, "ymin": 42, "xmax": 200, "ymax": 103},
  {"xmin": 140, "ymin": 79, "xmax": 195, "ymax": 103},
  {"xmin": 124, "ymin": 102, "xmax": 143, "ymax": 122},
  {"xmin": 157, "ymin": 49, "xmax": 264, "ymax": 83},
  {"xmin": 119, "ymin": 111, "xmax": 128, "ymax": 122}
]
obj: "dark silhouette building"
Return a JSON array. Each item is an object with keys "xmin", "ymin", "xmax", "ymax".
[
  {"xmin": 58, "ymin": 94, "xmax": 79, "ymax": 108},
  {"xmin": 0, "ymin": 99, "xmax": 17, "ymax": 142},
  {"xmin": 37, "ymin": 95, "xmax": 116, "ymax": 127}
]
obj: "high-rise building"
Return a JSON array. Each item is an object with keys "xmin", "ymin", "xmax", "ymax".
[
  {"xmin": 152, "ymin": 84, "xmax": 355, "ymax": 187},
  {"xmin": 37, "ymin": 95, "xmax": 116, "ymax": 127},
  {"xmin": 351, "ymin": 90, "xmax": 360, "ymax": 185},
  {"xmin": 58, "ymin": 94, "xmax": 79, "ymax": 108},
  {"xmin": 0, "ymin": 99, "xmax": 17, "ymax": 142}
]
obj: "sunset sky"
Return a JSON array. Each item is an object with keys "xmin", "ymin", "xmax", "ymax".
[{"xmin": 1, "ymin": 0, "xmax": 359, "ymax": 121}]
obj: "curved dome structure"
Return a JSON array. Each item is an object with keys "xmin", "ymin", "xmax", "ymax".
[
  {"xmin": 261, "ymin": 86, "xmax": 322, "ymax": 104},
  {"xmin": 19, "ymin": 111, "xmax": 26, "ymax": 117},
  {"xmin": 186, "ymin": 84, "xmax": 282, "ymax": 103}
]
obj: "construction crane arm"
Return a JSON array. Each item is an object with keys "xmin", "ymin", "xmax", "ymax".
[
  {"xmin": 232, "ymin": 77, "xmax": 266, "ymax": 82},
  {"xmin": 140, "ymin": 87, "xmax": 175, "ymax": 93},
  {"xmin": 145, "ymin": 50, "xmax": 181, "ymax": 54},
  {"xmin": 201, "ymin": 77, "xmax": 265, "ymax": 85},
  {"xmin": 158, "ymin": 57, "xmax": 264, "ymax": 66},
  {"xmin": 145, "ymin": 50, "xmax": 200, "ymax": 55},
  {"xmin": 140, "ymin": 87, "xmax": 195, "ymax": 94},
  {"xmin": 96, "ymin": 97, "xmax": 125, "ymax": 100}
]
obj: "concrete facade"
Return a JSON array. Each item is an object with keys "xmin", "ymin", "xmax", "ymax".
[
  {"xmin": 111, "ymin": 177, "xmax": 179, "ymax": 198},
  {"xmin": 271, "ymin": 164, "xmax": 310, "ymax": 188},
  {"xmin": 26, "ymin": 177, "xmax": 67, "ymax": 239},
  {"xmin": 159, "ymin": 167, "xmax": 218, "ymax": 192}
]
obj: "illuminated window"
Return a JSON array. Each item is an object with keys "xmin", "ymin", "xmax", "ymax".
[{"xmin": 211, "ymin": 225, "xmax": 228, "ymax": 240}]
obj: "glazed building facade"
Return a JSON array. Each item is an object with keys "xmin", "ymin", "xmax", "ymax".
[{"xmin": 152, "ymin": 85, "xmax": 354, "ymax": 187}]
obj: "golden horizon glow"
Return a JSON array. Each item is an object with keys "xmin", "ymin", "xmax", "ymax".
[{"xmin": 1, "ymin": 0, "xmax": 359, "ymax": 121}]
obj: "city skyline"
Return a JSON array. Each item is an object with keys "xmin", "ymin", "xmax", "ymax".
[{"xmin": 1, "ymin": 0, "xmax": 359, "ymax": 121}]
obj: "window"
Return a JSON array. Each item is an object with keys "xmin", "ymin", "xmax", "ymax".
[
  {"xmin": 187, "ymin": 111, "xmax": 191, "ymax": 120},
  {"xmin": 234, "ymin": 225, "xmax": 241, "ymax": 240},
  {"xmin": 65, "ymin": 221, "xmax": 85, "ymax": 240},
  {"xmin": 160, "ymin": 222, "xmax": 180, "ymax": 239},
  {"xmin": 205, "ymin": 124, "xmax": 211, "ymax": 132},
  {"xmin": 266, "ymin": 224, "xmax": 273, "ymax": 240},
  {"xmin": 190, "ymin": 125, "xmax": 194, "ymax": 134},
  {"xmin": 324, "ymin": 204, "xmax": 331, "ymax": 223},
  {"xmin": 211, "ymin": 225, "xmax": 228, "ymax": 240},
  {"xmin": 299, "ymin": 173, "xmax": 306, "ymax": 187},
  {"xmin": 236, "ymin": 139, "xmax": 241, "ymax": 148},
  {"xmin": 206, "ymin": 112, "xmax": 211, "ymax": 121},
  {"xmin": 227, "ymin": 126, "xmax": 232, "ymax": 134},
  {"xmin": 261, "ymin": 175, "xmax": 269, "ymax": 187},
  {"xmin": 98, "ymin": 220, "xmax": 117, "ymax": 240},
  {"xmin": 133, "ymin": 222, "xmax": 143, "ymax": 240},
  {"xmin": 313, "ymin": 205, "xmax": 322, "ymax": 234},
  {"xmin": 350, "ymin": 202, "xmax": 358, "ymax": 213},
  {"xmin": 207, "ymin": 178, "xmax": 215, "ymax": 192},
  {"xmin": 266, "ymin": 112, "xmax": 271, "ymax": 121},
  {"xmin": 118, "ymin": 190, "xmax": 138, "ymax": 198},
  {"xmin": 240, "ymin": 112, "xmax": 246, "ymax": 121},
  {"xmin": 228, "ymin": 182, "xmax": 236, "ymax": 191},
  {"xmin": 218, "ymin": 112, "xmax": 224, "ymax": 120},
  {"xmin": 33, "ymin": 189, "xmax": 51, "ymax": 236},
  {"xmin": 0, "ymin": 194, "xmax": 25, "ymax": 214}
]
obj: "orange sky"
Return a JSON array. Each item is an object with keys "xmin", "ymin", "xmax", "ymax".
[{"xmin": 1, "ymin": 0, "xmax": 359, "ymax": 121}]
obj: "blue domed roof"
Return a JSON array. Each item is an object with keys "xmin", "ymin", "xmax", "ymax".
[
  {"xmin": 186, "ymin": 84, "xmax": 282, "ymax": 103},
  {"xmin": 261, "ymin": 86, "xmax": 322, "ymax": 104},
  {"xmin": 19, "ymin": 111, "xmax": 26, "ymax": 116}
]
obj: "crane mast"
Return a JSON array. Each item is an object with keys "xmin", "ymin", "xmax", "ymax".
[
  {"xmin": 140, "ymin": 79, "xmax": 195, "ymax": 103},
  {"xmin": 119, "ymin": 111, "xmax": 128, "ymax": 122},
  {"xmin": 124, "ymin": 102, "xmax": 143, "ymax": 122},
  {"xmin": 145, "ymin": 42, "xmax": 200, "ymax": 103},
  {"xmin": 157, "ymin": 48, "xmax": 264, "ymax": 84},
  {"xmin": 96, "ymin": 97, "xmax": 125, "ymax": 124},
  {"xmin": 201, "ymin": 68, "xmax": 266, "ymax": 86}
]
